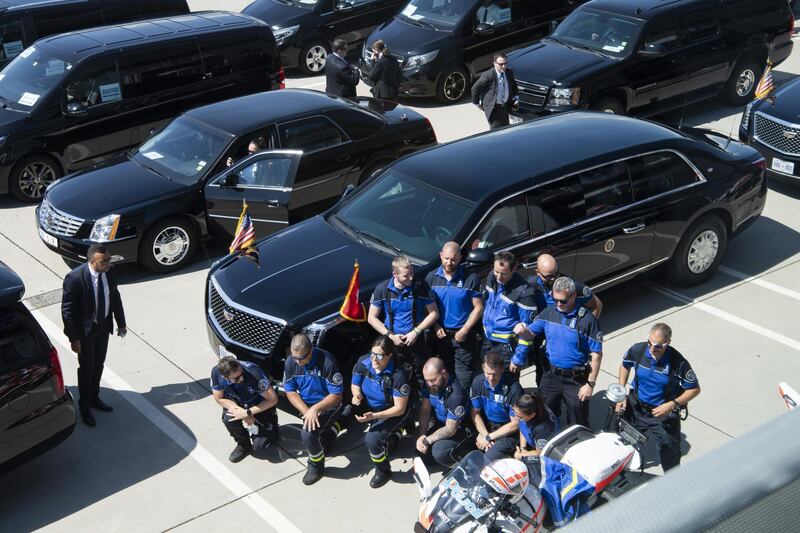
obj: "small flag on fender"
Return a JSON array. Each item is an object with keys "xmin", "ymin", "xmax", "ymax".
[
  {"xmin": 754, "ymin": 59, "xmax": 774, "ymax": 101},
  {"xmin": 340, "ymin": 261, "xmax": 366, "ymax": 322},
  {"xmin": 229, "ymin": 200, "xmax": 256, "ymax": 254}
]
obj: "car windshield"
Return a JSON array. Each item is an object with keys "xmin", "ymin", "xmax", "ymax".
[
  {"xmin": 397, "ymin": 0, "xmax": 480, "ymax": 30},
  {"xmin": 0, "ymin": 46, "xmax": 72, "ymax": 111},
  {"xmin": 132, "ymin": 117, "xmax": 233, "ymax": 185},
  {"xmin": 332, "ymin": 169, "xmax": 473, "ymax": 261},
  {"xmin": 551, "ymin": 8, "xmax": 643, "ymax": 58}
]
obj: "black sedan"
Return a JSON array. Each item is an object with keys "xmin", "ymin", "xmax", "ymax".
[
  {"xmin": 35, "ymin": 89, "xmax": 436, "ymax": 272},
  {"xmin": 739, "ymin": 78, "xmax": 800, "ymax": 185},
  {"xmin": 205, "ymin": 112, "xmax": 766, "ymax": 379}
]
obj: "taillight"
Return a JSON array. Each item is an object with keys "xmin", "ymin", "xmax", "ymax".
[
  {"xmin": 790, "ymin": 11, "xmax": 795, "ymax": 35},
  {"xmin": 48, "ymin": 346, "xmax": 65, "ymax": 396},
  {"xmin": 279, "ymin": 66, "xmax": 286, "ymax": 90},
  {"xmin": 425, "ymin": 118, "xmax": 437, "ymax": 143},
  {"xmin": 752, "ymin": 157, "xmax": 766, "ymax": 171}
]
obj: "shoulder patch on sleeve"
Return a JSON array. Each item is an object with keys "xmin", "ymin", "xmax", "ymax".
[
  {"xmin": 596, "ymin": 331, "xmax": 603, "ymax": 342},
  {"xmin": 536, "ymin": 438, "xmax": 549, "ymax": 450},
  {"xmin": 685, "ymin": 369, "xmax": 697, "ymax": 383},
  {"xmin": 454, "ymin": 405, "xmax": 466, "ymax": 418},
  {"xmin": 331, "ymin": 372, "xmax": 343, "ymax": 385},
  {"xmin": 400, "ymin": 384, "xmax": 411, "ymax": 395},
  {"xmin": 582, "ymin": 285, "xmax": 592, "ymax": 297},
  {"xmin": 258, "ymin": 378, "xmax": 269, "ymax": 391}
]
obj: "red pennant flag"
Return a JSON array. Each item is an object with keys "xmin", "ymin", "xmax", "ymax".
[{"xmin": 340, "ymin": 261, "xmax": 366, "ymax": 322}]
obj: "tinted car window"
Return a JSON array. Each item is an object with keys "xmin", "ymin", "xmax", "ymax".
[
  {"xmin": 684, "ymin": 7, "xmax": 718, "ymax": 42},
  {"xmin": 551, "ymin": 8, "xmax": 643, "ymax": 57},
  {"xmin": 0, "ymin": 20, "xmax": 26, "ymax": 61},
  {"xmin": 627, "ymin": 152, "xmax": 699, "ymax": 201},
  {"xmin": 279, "ymin": 117, "xmax": 344, "ymax": 152},
  {"xmin": 0, "ymin": 306, "xmax": 46, "ymax": 370},
  {"xmin": 476, "ymin": 0, "xmax": 512, "ymax": 26},
  {"xmin": 528, "ymin": 176, "xmax": 579, "ymax": 235},
  {"xmin": 576, "ymin": 161, "xmax": 632, "ymax": 218},
  {"xmin": 0, "ymin": 47, "xmax": 73, "ymax": 110},
  {"xmin": 327, "ymin": 108, "xmax": 384, "ymax": 140},
  {"xmin": 397, "ymin": 0, "xmax": 480, "ymax": 31},
  {"xmin": 33, "ymin": 6, "xmax": 103, "ymax": 38},
  {"xmin": 199, "ymin": 37, "xmax": 275, "ymax": 77},
  {"xmin": 643, "ymin": 15, "xmax": 681, "ymax": 51},
  {"xmin": 120, "ymin": 43, "xmax": 204, "ymax": 98},
  {"xmin": 471, "ymin": 195, "xmax": 529, "ymax": 249},
  {"xmin": 64, "ymin": 60, "xmax": 121, "ymax": 109},
  {"xmin": 237, "ymin": 157, "xmax": 295, "ymax": 188}
]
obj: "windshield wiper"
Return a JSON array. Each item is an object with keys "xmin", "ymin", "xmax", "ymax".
[
  {"xmin": 330, "ymin": 214, "xmax": 366, "ymax": 246},
  {"xmin": 136, "ymin": 158, "xmax": 172, "ymax": 181},
  {"xmin": 397, "ymin": 15, "xmax": 424, "ymax": 28},
  {"xmin": 549, "ymin": 36, "xmax": 575, "ymax": 50},
  {"xmin": 416, "ymin": 20, "xmax": 439, "ymax": 31},
  {"xmin": 0, "ymin": 95, "xmax": 16, "ymax": 111},
  {"xmin": 352, "ymin": 227, "xmax": 403, "ymax": 255}
]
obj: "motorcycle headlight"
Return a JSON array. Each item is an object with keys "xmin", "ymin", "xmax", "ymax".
[
  {"xmin": 741, "ymin": 101, "xmax": 754, "ymax": 130},
  {"xmin": 548, "ymin": 87, "xmax": 581, "ymax": 106},
  {"xmin": 90, "ymin": 214, "xmax": 121, "ymax": 242},
  {"xmin": 272, "ymin": 24, "xmax": 299, "ymax": 46},
  {"xmin": 404, "ymin": 50, "xmax": 438, "ymax": 71}
]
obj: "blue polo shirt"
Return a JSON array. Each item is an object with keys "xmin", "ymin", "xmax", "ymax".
[
  {"xmin": 283, "ymin": 348, "xmax": 343, "ymax": 405},
  {"xmin": 519, "ymin": 406, "xmax": 559, "ymax": 450},
  {"xmin": 426, "ymin": 265, "xmax": 482, "ymax": 330},
  {"xmin": 470, "ymin": 373, "xmax": 523, "ymax": 425},
  {"xmin": 370, "ymin": 277, "xmax": 434, "ymax": 335},
  {"xmin": 532, "ymin": 276, "xmax": 594, "ymax": 311},
  {"xmin": 622, "ymin": 343, "xmax": 698, "ymax": 406},
  {"xmin": 421, "ymin": 376, "xmax": 468, "ymax": 425},
  {"xmin": 210, "ymin": 361, "xmax": 270, "ymax": 408},
  {"xmin": 351, "ymin": 355, "xmax": 410, "ymax": 410},
  {"xmin": 527, "ymin": 305, "xmax": 603, "ymax": 369}
]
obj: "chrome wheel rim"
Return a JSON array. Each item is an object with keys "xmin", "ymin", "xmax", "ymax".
[
  {"xmin": 152, "ymin": 226, "xmax": 190, "ymax": 266},
  {"xmin": 443, "ymin": 71, "xmax": 466, "ymax": 101},
  {"xmin": 687, "ymin": 230, "xmax": 719, "ymax": 274},
  {"xmin": 736, "ymin": 69, "xmax": 755, "ymax": 97},
  {"xmin": 305, "ymin": 45, "xmax": 327, "ymax": 73},
  {"xmin": 18, "ymin": 161, "xmax": 57, "ymax": 199}
]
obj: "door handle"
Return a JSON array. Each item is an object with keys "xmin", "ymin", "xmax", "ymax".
[
  {"xmin": 265, "ymin": 199, "xmax": 280, "ymax": 207},
  {"xmin": 336, "ymin": 154, "xmax": 351, "ymax": 162},
  {"xmin": 623, "ymin": 223, "xmax": 646, "ymax": 234}
]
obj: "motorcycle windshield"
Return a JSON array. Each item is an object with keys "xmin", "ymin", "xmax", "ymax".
[{"xmin": 430, "ymin": 451, "xmax": 497, "ymax": 533}]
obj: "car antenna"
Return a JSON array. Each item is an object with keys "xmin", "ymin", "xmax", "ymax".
[{"xmin": 723, "ymin": 107, "xmax": 738, "ymax": 151}]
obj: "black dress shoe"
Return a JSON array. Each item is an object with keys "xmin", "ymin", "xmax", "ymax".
[
  {"xmin": 92, "ymin": 399, "xmax": 114, "ymax": 412},
  {"xmin": 81, "ymin": 410, "xmax": 97, "ymax": 427},
  {"xmin": 228, "ymin": 444, "xmax": 251, "ymax": 463},
  {"xmin": 369, "ymin": 468, "xmax": 391, "ymax": 489}
]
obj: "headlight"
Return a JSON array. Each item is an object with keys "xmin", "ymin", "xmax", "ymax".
[
  {"xmin": 548, "ymin": 87, "xmax": 581, "ymax": 106},
  {"xmin": 302, "ymin": 312, "xmax": 346, "ymax": 346},
  {"xmin": 404, "ymin": 50, "xmax": 438, "ymax": 71},
  {"xmin": 272, "ymin": 24, "xmax": 299, "ymax": 46},
  {"xmin": 363, "ymin": 41, "xmax": 371, "ymax": 62},
  {"xmin": 90, "ymin": 214, "xmax": 121, "ymax": 242},
  {"xmin": 741, "ymin": 101, "xmax": 754, "ymax": 130},
  {"xmin": 0, "ymin": 135, "xmax": 7, "ymax": 148}
]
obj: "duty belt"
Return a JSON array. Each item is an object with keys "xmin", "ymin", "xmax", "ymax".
[{"xmin": 551, "ymin": 366, "xmax": 588, "ymax": 378}]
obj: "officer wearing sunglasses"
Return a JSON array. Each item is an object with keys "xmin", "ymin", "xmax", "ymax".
[{"xmin": 616, "ymin": 323, "xmax": 700, "ymax": 471}]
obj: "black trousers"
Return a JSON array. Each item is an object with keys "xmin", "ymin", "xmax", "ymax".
[
  {"xmin": 531, "ymin": 337, "xmax": 549, "ymax": 388},
  {"xmin": 482, "ymin": 419, "xmax": 517, "ymax": 462},
  {"xmin": 540, "ymin": 370, "xmax": 589, "ymax": 427},
  {"xmin": 302, "ymin": 405, "xmax": 343, "ymax": 469},
  {"xmin": 419, "ymin": 425, "xmax": 474, "ymax": 468},
  {"xmin": 77, "ymin": 323, "xmax": 110, "ymax": 410},
  {"xmin": 629, "ymin": 399, "xmax": 682, "ymax": 471},
  {"xmin": 364, "ymin": 410, "xmax": 410, "ymax": 472},
  {"xmin": 222, "ymin": 407, "xmax": 279, "ymax": 449},
  {"xmin": 434, "ymin": 330, "xmax": 479, "ymax": 391},
  {"xmin": 396, "ymin": 341, "xmax": 428, "ymax": 389},
  {"xmin": 488, "ymin": 104, "xmax": 510, "ymax": 129}
]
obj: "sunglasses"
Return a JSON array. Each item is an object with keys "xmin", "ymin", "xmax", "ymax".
[
  {"xmin": 648, "ymin": 340, "xmax": 668, "ymax": 350},
  {"xmin": 370, "ymin": 351, "xmax": 386, "ymax": 361},
  {"xmin": 495, "ymin": 62, "xmax": 507, "ymax": 66},
  {"xmin": 554, "ymin": 295, "xmax": 574, "ymax": 304},
  {"xmin": 539, "ymin": 271, "xmax": 559, "ymax": 280}
]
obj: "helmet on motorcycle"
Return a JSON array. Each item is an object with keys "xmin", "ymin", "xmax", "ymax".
[{"xmin": 479, "ymin": 458, "xmax": 529, "ymax": 504}]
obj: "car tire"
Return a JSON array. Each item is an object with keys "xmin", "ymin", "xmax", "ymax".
[
  {"xmin": 722, "ymin": 56, "xmax": 761, "ymax": 106},
  {"xmin": 436, "ymin": 65, "xmax": 469, "ymax": 104},
  {"xmin": 299, "ymin": 40, "xmax": 330, "ymax": 76},
  {"xmin": 666, "ymin": 214, "xmax": 727, "ymax": 286},
  {"xmin": 10, "ymin": 154, "xmax": 62, "ymax": 203},
  {"xmin": 590, "ymin": 96, "xmax": 624, "ymax": 114},
  {"xmin": 139, "ymin": 218, "xmax": 197, "ymax": 273}
]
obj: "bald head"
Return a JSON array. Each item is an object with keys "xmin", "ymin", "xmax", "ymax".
[
  {"xmin": 423, "ymin": 357, "xmax": 446, "ymax": 374},
  {"xmin": 291, "ymin": 333, "xmax": 311, "ymax": 356},
  {"xmin": 537, "ymin": 254, "xmax": 557, "ymax": 275},
  {"xmin": 423, "ymin": 357, "xmax": 448, "ymax": 393},
  {"xmin": 439, "ymin": 241, "xmax": 461, "ymax": 275}
]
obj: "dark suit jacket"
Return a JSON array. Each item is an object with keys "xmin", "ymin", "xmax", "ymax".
[
  {"xmin": 369, "ymin": 55, "xmax": 401, "ymax": 100},
  {"xmin": 325, "ymin": 53, "xmax": 359, "ymax": 98},
  {"xmin": 471, "ymin": 67, "xmax": 519, "ymax": 120},
  {"xmin": 62, "ymin": 263, "xmax": 126, "ymax": 341}
]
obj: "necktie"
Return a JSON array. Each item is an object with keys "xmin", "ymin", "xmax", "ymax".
[
  {"xmin": 96, "ymin": 273, "xmax": 106, "ymax": 324},
  {"xmin": 498, "ymin": 74, "xmax": 505, "ymax": 104}
]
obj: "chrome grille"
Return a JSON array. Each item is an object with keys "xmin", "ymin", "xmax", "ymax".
[
  {"xmin": 208, "ymin": 278, "xmax": 286, "ymax": 354},
  {"xmin": 754, "ymin": 112, "xmax": 800, "ymax": 156},
  {"xmin": 38, "ymin": 198, "xmax": 84, "ymax": 237},
  {"xmin": 517, "ymin": 80, "xmax": 549, "ymax": 107}
]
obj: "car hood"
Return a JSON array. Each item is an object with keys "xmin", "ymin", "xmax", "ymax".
[
  {"xmin": 211, "ymin": 216, "xmax": 410, "ymax": 325},
  {"xmin": 0, "ymin": 106, "xmax": 28, "ymax": 133},
  {"xmin": 753, "ymin": 77, "xmax": 800, "ymax": 124},
  {"xmin": 369, "ymin": 17, "xmax": 450, "ymax": 57},
  {"xmin": 46, "ymin": 159, "xmax": 187, "ymax": 219},
  {"xmin": 509, "ymin": 39, "xmax": 616, "ymax": 85},
  {"xmin": 242, "ymin": 0, "xmax": 310, "ymax": 28}
]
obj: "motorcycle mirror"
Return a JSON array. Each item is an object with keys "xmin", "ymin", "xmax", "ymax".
[{"xmin": 605, "ymin": 383, "xmax": 627, "ymax": 403}]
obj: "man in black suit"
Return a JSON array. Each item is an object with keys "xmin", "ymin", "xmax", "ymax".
[
  {"xmin": 471, "ymin": 53, "xmax": 519, "ymax": 129},
  {"xmin": 61, "ymin": 243, "xmax": 127, "ymax": 426},
  {"xmin": 325, "ymin": 38, "xmax": 360, "ymax": 99}
]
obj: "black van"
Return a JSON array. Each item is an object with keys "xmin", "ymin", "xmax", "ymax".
[
  {"xmin": 243, "ymin": 0, "xmax": 406, "ymax": 76},
  {"xmin": 0, "ymin": 0, "xmax": 190, "ymax": 69},
  {"xmin": 359, "ymin": 0, "xmax": 582, "ymax": 104},
  {"xmin": 0, "ymin": 12, "xmax": 283, "ymax": 203}
]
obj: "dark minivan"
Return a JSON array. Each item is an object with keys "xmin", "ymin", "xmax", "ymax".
[
  {"xmin": 1, "ymin": 261, "xmax": 75, "ymax": 475},
  {"xmin": 508, "ymin": 0, "xmax": 794, "ymax": 118},
  {"xmin": 0, "ymin": 0, "xmax": 189, "ymax": 69},
  {"xmin": 0, "ymin": 11, "xmax": 284, "ymax": 203},
  {"xmin": 359, "ymin": 0, "xmax": 583, "ymax": 103},
  {"xmin": 243, "ymin": 0, "xmax": 406, "ymax": 76}
]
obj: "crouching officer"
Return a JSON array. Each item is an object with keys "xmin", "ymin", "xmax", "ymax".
[
  {"xmin": 470, "ymin": 351, "xmax": 523, "ymax": 461},
  {"xmin": 616, "ymin": 323, "xmax": 700, "ymax": 471},
  {"xmin": 351, "ymin": 335, "xmax": 411, "ymax": 488},
  {"xmin": 513, "ymin": 392, "xmax": 558, "ymax": 486},
  {"xmin": 283, "ymin": 333, "xmax": 344, "ymax": 485},
  {"xmin": 482, "ymin": 251, "xmax": 538, "ymax": 375},
  {"xmin": 416, "ymin": 357, "xmax": 471, "ymax": 468},
  {"xmin": 516, "ymin": 276, "xmax": 602, "ymax": 426},
  {"xmin": 211, "ymin": 356, "xmax": 279, "ymax": 463}
]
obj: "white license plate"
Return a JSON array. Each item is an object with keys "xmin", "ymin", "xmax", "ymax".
[
  {"xmin": 509, "ymin": 114, "xmax": 523, "ymax": 125},
  {"xmin": 771, "ymin": 157, "xmax": 795, "ymax": 175},
  {"xmin": 38, "ymin": 227, "xmax": 57, "ymax": 247},
  {"xmin": 218, "ymin": 344, "xmax": 229, "ymax": 358}
]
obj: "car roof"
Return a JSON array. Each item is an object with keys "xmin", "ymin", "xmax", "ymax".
[
  {"xmin": 185, "ymin": 89, "xmax": 356, "ymax": 134},
  {"xmin": 585, "ymin": 0, "xmax": 693, "ymax": 18},
  {"xmin": 37, "ymin": 11, "xmax": 263, "ymax": 59},
  {"xmin": 392, "ymin": 111, "xmax": 686, "ymax": 203},
  {"xmin": 0, "ymin": 0, "xmax": 88, "ymax": 11},
  {"xmin": 0, "ymin": 261, "xmax": 24, "ymax": 305}
]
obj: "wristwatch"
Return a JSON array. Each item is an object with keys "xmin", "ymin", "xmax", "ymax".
[
  {"xmin": 246, "ymin": 408, "xmax": 252, "ymax": 417},
  {"xmin": 422, "ymin": 437, "xmax": 431, "ymax": 447},
  {"xmin": 587, "ymin": 380, "xmax": 596, "ymax": 388},
  {"xmin": 485, "ymin": 433, "xmax": 494, "ymax": 443}
]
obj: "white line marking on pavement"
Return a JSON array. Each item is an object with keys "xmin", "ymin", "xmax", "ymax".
[
  {"xmin": 718, "ymin": 265, "xmax": 800, "ymax": 302},
  {"xmin": 30, "ymin": 308, "xmax": 302, "ymax": 533},
  {"xmin": 296, "ymin": 81, "xmax": 325, "ymax": 89},
  {"xmin": 647, "ymin": 283, "xmax": 800, "ymax": 352}
]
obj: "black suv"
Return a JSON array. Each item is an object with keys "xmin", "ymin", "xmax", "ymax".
[
  {"xmin": 1, "ymin": 261, "xmax": 76, "ymax": 474},
  {"xmin": 205, "ymin": 112, "xmax": 766, "ymax": 379},
  {"xmin": 508, "ymin": 0, "xmax": 794, "ymax": 119}
]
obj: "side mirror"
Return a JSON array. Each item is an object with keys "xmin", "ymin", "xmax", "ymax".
[
  {"xmin": 466, "ymin": 247, "xmax": 493, "ymax": 267},
  {"xmin": 549, "ymin": 20, "xmax": 559, "ymax": 32},
  {"xmin": 335, "ymin": 1, "xmax": 354, "ymax": 12},
  {"xmin": 474, "ymin": 23, "xmax": 495, "ymax": 36},
  {"xmin": 638, "ymin": 43, "xmax": 666, "ymax": 58},
  {"xmin": 64, "ymin": 100, "xmax": 87, "ymax": 117},
  {"xmin": 222, "ymin": 172, "xmax": 239, "ymax": 188},
  {"xmin": 341, "ymin": 183, "xmax": 355, "ymax": 199},
  {"xmin": 147, "ymin": 127, "xmax": 160, "ymax": 138}
]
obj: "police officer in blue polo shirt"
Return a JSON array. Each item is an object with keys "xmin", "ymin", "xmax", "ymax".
[
  {"xmin": 616, "ymin": 323, "xmax": 700, "ymax": 471},
  {"xmin": 516, "ymin": 276, "xmax": 603, "ymax": 426},
  {"xmin": 283, "ymin": 333, "xmax": 344, "ymax": 485},
  {"xmin": 369, "ymin": 255, "xmax": 439, "ymax": 383},
  {"xmin": 351, "ymin": 335, "xmax": 411, "ymax": 488},
  {"xmin": 482, "ymin": 251, "xmax": 538, "ymax": 375},
  {"xmin": 416, "ymin": 357, "xmax": 471, "ymax": 468},
  {"xmin": 211, "ymin": 356, "xmax": 280, "ymax": 463},
  {"xmin": 470, "ymin": 351, "xmax": 523, "ymax": 461},
  {"xmin": 512, "ymin": 392, "xmax": 559, "ymax": 486},
  {"xmin": 427, "ymin": 241, "xmax": 484, "ymax": 389}
]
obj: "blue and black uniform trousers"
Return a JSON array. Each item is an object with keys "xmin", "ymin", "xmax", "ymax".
[
  {"xmin": 540, "ymin": 366, "xmax": 590, "ymax": 427},
  {"xmin": 482, "ymin": 419, "xmax": 518, "ymax": 462},
  {"xmin": 435, "ymin": 329, "xmax": 480, "ymax": 390},
  {"xmin": 222, "ymin": 406, "xmax": 279, "ymax": 450},
  {"xmin": 303, "ymin": 405, "xmax": 343, "ymax": 470},
  {"xmin": 364, "ymin": 409, "xmax": 412, "ymax": 472},
  {"xmin": 626, "ymin": 393, "xmax": 682, "ymax": 471},
  {"xmin": 420, "ymin": 423, "xmax": 475, "ymax": 468}
]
